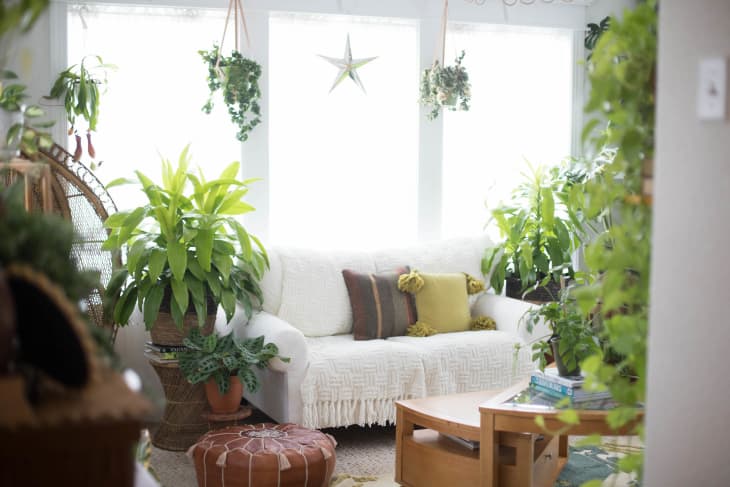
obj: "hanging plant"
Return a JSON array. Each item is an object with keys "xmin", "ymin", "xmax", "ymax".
[
  {"xmin": 45, "ymin": 55, "xmax": 114, "ymax": 165},
  {"xmin": 200, "ymin": 45, "xmax": 262, "ymax": 142},
  {"xmin": 419, "ymin": 50, "xmax": 471, "ymax": 120}
]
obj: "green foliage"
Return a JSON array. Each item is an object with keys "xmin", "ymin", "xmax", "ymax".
[
  {"xmin": 522, "ymin": 286, "xmax": 601, "ymax": 374},
  {"xmin": 178, "ymin": 328, "xmax": 288, "ymax": 395},
  {"xmin": 419, "ymin": 51, "xmax": 471, "ymax": 120},
  {"xmin": 200, "ymin": 45, "xmax": 262, "ymax": 142},
  {"xmin": 0, "ymin": 0, "xmax": 49, "ymax": 38},
  {"xmin": 0, "ymin": 183, "xmax": 115, "ymax": 356},
  {"xmin": 584, "ymin": 16, "xmax": 611, "ymax": 60},
  {"xmin": 1, "ymin": 70, "xmax": 54, "ymax": 156},
  {"xmin": 45, "ymin": 55, "xmax": 115, "ymax": 133},
  {"xmin": 0, "ymin": 183, "xmax": 98, "ymax": 302},
  {"xmin": 102, "ymin": 146, "xmax": 269, "ymax": 330},
  {"xmin": 482, "ymin": 161, "xmax": 589, "ymax": 295},
  {"xmin": 576, "ymin": 0, "xmax": 657, "ymax": 481}
]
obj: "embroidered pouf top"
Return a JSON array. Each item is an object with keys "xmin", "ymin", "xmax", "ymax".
[{"xmin": 188, "ymin": 423, "xmax": 337, "ymax": 487}]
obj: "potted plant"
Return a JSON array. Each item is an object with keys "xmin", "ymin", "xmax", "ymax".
[
  {"xmin": 45, "ymin": 55, "xmax": 115, "ymax": 165},
  {"xmin": 1, "ymin": 70, "xmax": 53, "ymax": 159},
  {"xmin": 521, "ymin": 286, "xmax": 600, "ymax": 377},
  {"xmin": 200, "ymin": 44, "xmax": 262, "ymax": 142},
  {"xmin": 102, "ymin": 146, "xmax": 269, "ymax": 346},
  {"xmin": 178, "ymin": 327, "xmax": 287, "ymax": 414},
  {"xmin": 482, "ymin": 161, "xmax": 588, "ymax": 301},
  {"xmin": 419, "ymin": 50, "xmax": 471, "ymax": 121}
]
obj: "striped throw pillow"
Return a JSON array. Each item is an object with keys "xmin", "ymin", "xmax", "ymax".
[{"xmin": 342, "ymin": 267, "xmax": 417, "ymax": 340}]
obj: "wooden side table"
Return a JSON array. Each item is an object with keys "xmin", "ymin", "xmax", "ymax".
[{"xmin": 479, "ymin": 380, "xmax": 643, "ymax": 487}]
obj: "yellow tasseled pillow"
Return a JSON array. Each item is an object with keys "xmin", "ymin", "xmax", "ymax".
[{"xmin": 398, "ymin": 270, "xmax": 486, "ymax": 334}]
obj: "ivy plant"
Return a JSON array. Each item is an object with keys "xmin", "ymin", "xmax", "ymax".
[
  {"xmin": 200, "ymin": 45, "xmax": 262, "ymax": 142},
  {"xmin": 102, "ymin": 146, "xmax": 269, "ymax": 330},
  {"xmin": 419, "ymin": 50, "xmax": 471, "ymax": 121},
  {"xmin": 570, "ymin": 0, "xmax": 657, "ymax": 482}
]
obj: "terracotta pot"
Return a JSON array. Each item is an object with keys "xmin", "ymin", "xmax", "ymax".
[{"xmin": 204, "ymin": 376, "xmax": 243, "ymax": 414}]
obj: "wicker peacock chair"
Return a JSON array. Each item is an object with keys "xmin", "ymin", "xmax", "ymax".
[{"xmin": 13, "ymin": 142, "xmax": 121, "ymax": 343}]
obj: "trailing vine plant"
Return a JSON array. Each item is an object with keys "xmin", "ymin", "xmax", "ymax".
[
  {"xmin": 200, "ymin": 45, "xmax": 262, "ymax": 142},
  {"xmin": 572, "ymin": 1, "xmax": 657, "ymax": 483}
]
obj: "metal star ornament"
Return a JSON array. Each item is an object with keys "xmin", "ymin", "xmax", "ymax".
[{"xmin": 318, "ymin": 34, "xmax": 377, "ymax": 94}]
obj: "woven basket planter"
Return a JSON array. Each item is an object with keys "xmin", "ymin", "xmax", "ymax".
[
  {"xmin": 505, "ymin": 277, "xmax": 563, "ymax": 303},
  {"xmin": 150, "ymin": 290, "xmax": 216, "ymax": 346}
]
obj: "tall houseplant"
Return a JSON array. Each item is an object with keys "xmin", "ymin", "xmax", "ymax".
[
  {"xmin": 482, "ymin": 161, "xmax": 588, "ymax": 301},
  {"xmin": 103, "ymin": 146, "xmax": 268, "ymax": 345},
  {"xmin": 178, "ymin": 328, "xmax": 287, "ymax": 414}
]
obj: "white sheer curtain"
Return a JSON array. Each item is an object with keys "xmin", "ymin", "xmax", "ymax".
[
  {"xmin": 441, "ymin": 23, "xmax": 574, "ymax": 239},
  {"xmin": 67, "ymin": 4, "xmax": 240, "ymax": 211},
  {"xmin": 268, "ymin": 13, "xmax": 419, "ymax": 250}
]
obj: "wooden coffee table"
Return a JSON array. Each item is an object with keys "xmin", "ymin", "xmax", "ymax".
[
  {"xmin": 395, "ymin": 389, "xmax": 561, "ymax": 487},
  {"xmin": 479, "ymin": 380, "xmax": 643, "ymax": 487}
]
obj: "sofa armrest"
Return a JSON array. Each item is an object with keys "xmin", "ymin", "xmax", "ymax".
[
  {"xmin": 472, "ymin": 293, "xmax": 551, "ymax": 343},
  {"xmin": 232, "ymin": 309, "xmax": 308, "ymax": 374}
]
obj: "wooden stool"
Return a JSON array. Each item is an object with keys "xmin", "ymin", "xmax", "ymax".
[{"xmin": 188, "ymin": 423, "xmax": 337, "ymax": 487}]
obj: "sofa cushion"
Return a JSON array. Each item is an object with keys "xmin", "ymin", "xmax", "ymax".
[
  {"xmin": 413, "ymin": 273, "xmax": 471, "ymax": 333},
  {"xmin": 300, "ymin": 334, "xmax": 426, "ymax": 428},
  {"xmin": 342, "ymin": 267, "xmax": 416, "ymax": 340},
  {"xmin": 389, "ymin": 330, "xmax": 535, "ymax": 395},
  {"xmin": 277, "ymin": 248, "xmax": 375, "ymax": 337}
]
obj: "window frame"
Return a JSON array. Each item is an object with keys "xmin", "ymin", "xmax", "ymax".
[{"xmin": 52, "ymin": 1, "xmax": 585, "ymax": 246}]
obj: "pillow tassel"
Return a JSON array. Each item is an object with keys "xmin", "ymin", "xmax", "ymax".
[
  {"xmin": 470, "ymin": 316, "xmax": 496, "ymax": 331},
  {"xmin": 398, "ymin": 270, "xmax": 424, "ymax": 294},
  {"xmin": 406, "ymin": 321, "xmax": 438, "ymax": 337},
  {"xmin": 465, "ymin": 273, "xmax": 485, "ymax": 295}
]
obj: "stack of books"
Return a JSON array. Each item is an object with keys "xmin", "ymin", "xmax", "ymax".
[
  {"xmin": 530, "ymin": 367, "xmax": 612, "ymax": 404},
  {"xmin": 144, "ymin": 342, "xmax": 188, "ymax": 363}
]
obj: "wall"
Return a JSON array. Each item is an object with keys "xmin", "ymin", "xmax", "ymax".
[{"xmin": 645, "ymin": 0, "xmax": 730, "ymax": 485}]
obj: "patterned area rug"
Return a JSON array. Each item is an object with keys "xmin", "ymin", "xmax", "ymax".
[{"xmin": 330, "ymin": 445, "xmax": 639, "ymax": 487}]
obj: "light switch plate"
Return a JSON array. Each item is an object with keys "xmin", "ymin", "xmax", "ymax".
[{"xmin": 697, "ymin": 57, "xmax": 727, "ymax": 121}]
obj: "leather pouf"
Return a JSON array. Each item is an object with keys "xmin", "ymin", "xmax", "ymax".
[{"xmin": 188, "ymin": 423, "xmax": 337, "ymax": 487}]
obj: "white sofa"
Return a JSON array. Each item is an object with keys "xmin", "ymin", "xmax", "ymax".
[{"xmin": 232, "ymin": 235, "xmax": 547, "ymax": 429}]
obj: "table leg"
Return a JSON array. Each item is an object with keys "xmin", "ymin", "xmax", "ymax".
[
  {"xmin": 480, "ymin": 411, "xmax": 499, "ymax": 487},
  {"xmin": 559, "ymin": 434, "xmax": 568, "ymax": 458},
  {"xmin": 395, "ymin": 406, "xmax": 414, "ymax": 484}
]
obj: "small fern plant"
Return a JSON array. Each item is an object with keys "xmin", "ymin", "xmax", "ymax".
[{"xmin": 178, "ymin": 328, "xmax": 288, "ymax": 394}]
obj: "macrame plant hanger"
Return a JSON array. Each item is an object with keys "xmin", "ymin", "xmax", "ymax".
[
  {"xmin": 215, "ymin": 0, "xmax": 250, "ymax": 71},
  {"xmin": 434, "ymin": 0, "xmax": 449, "ymax": 68}
]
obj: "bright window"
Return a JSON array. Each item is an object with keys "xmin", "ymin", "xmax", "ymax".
[
  {"xmin": 66, "ymin": 5, "xmax": 239, "ymax": 210},
  {"xmin": 268, "ymin": 13, "xmax": 419, "ymax": 250},
  {"xmin": 441, "ymin": 24, "xmax": 574, "ymax": 239}
]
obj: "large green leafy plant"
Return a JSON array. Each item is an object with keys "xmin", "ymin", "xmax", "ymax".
[
  {"xmin": 179, "ymin": 328, "xmax": 286, "ymax": 394},
  {"xmin": 103, "ymin": 146, "xmax": 268, "ymax": 330},
  {"xmin": 200, "ymin": 45, "xmax": 262, "ymax": 142},
  {"xmin": 482, "ymin": 161, "xmax": 588, "ymax": 297}
]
